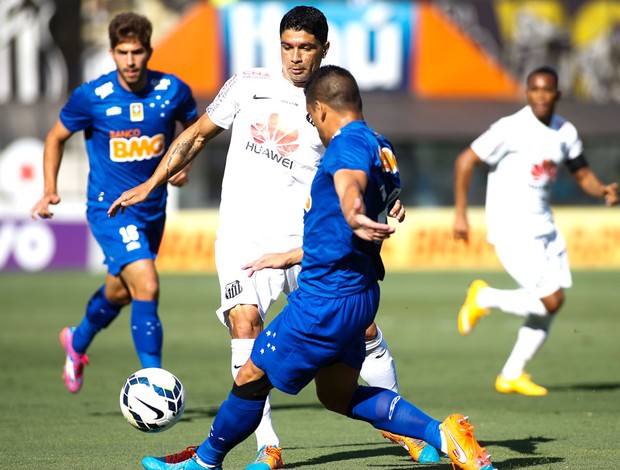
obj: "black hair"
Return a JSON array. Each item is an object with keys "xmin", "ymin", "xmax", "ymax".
[
  {"xmin": 305, "ymin": 65, "xmax": 362, "ymax": 112},
  {"xmin": 526, "ymin": 66, "xmax": 558, "ymax": 87},
  {"xmin": 280, "ymin": 6, "xmax": 328, "ymax": 44}
]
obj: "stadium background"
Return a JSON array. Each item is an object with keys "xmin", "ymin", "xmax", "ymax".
[{"xmin": 1, "ymin": 0, "xmax": 619, "ymax": 272}]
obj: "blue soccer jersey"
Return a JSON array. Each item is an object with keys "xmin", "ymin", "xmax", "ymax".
[
  {"xmin": 298, "ymin": 120, "xmax": 401, "ymax": 297},
  {"xmin": 60, "ymin": 69, "xmax": 197, "ymax": 219}
]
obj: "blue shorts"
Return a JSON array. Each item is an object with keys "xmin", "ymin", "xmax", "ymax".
[
  {"xmin": 251, "ymin": 282, "xmax": 380, "ymax": 395},
  {"xmin": 87, "ymin": 206, "xmax": 165, "ymax": 276}
]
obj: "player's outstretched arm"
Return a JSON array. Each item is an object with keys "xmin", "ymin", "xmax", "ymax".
[
  {"xmin": 334, "ymin": 168, "xmax": 395, "ymax": 242},
  {"xmin": 107, "ymin": 181, "xmax": 155, "ymax": 217},
  {"xmin": 242, "ymin": 247, "xmax": 304, "ymax": 277},
  {"xmin": 31, "ymin": 120, "xmax": 73, "ymax": 220},
  {"xmin": 573, "ymin": 167, "xmax": 619, "ymax": 206},
  {"xmin": 108, "ymin": 114, "xmax": 223, "ymax": 217},
  {"xmin": 166, "ymin": 116, "xmax": 200, "ymax": 187}
]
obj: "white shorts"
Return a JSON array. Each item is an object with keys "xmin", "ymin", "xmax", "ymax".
[
  {"xmin": 493, "ymin": 231, "xmax": 572, "ymax": 298},
  {"xmin": 214, "ymin": 236, "xmax": 302, "ymax": 328}
]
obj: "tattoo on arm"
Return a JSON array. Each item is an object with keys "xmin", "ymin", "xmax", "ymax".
[{"xmin": 166, "ymin": 140, "xmax": 194, "ymax": 180}]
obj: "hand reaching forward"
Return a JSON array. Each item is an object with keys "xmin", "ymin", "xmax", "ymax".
[
  {"xmin": 242, "ymin": 252, "xmax": 295, "ymax": 277},
  {"xmin": 108, "ymin": 182, "xmax": 152, "ymax": 217},
  {"xmin": 348, "ymin": 198, "xmax": 395, "ymax": 242}
]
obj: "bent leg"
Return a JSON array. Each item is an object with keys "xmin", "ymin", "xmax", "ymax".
[
  {"xmin": 315, "ymin": 363, "xmax": 443, "ymax": 451},
  {"xmin": 72, "ymin": 273, "xmax": 128, "ymax": 353}
]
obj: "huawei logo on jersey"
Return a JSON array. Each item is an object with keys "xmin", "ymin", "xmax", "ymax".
[
  {"xmin": 250, "ymin": 113, "xmax": 299, "ymax": 158},
  {"xmin": 531, "ymin": 159, "xmax": 557, "ymax": 181}
]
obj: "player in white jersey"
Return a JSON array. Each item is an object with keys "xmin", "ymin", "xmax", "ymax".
[
  {"xmin": 108, "ymin": 5, "xmax": 439, "ymax": 468},
  {"xmin": 453, "ymin": 66, "xmax": 618, "ymax": 396}
]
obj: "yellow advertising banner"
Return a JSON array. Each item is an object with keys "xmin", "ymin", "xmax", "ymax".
[{"xmin": 156, "ymin": 208, "xmax": 620, "ymax": 272}]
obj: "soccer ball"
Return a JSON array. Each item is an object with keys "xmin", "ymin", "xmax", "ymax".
[{"xmin": 119, "ymin": 367, "xmax": 185, "ymax": 433}]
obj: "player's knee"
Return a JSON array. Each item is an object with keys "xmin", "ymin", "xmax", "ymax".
[
  {"xmin": 104, "ymin": 282, "xmax": 132, "ymax": 306},
  {"xmin": 138, "ymin": 278, "xmax": 160, "ymax": 300},
  {"xmin": 542, "ymin": 289, "xmax": 564, "ymax": 314},
  {"xmin": 228, "ymin": 305, "xmax": 263, "ymax": 338},
  {"xmin": 231, "ymin": 374, "xmax": 272, "ymax": 400},
  {"xmin": 364, "ymin": 322, "xmax": 379, "ymax": 342}
]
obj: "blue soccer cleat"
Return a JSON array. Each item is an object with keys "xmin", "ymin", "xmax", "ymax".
[{"xmin": 142, "ymin": 446, "xmax": 221, "ymax": 470}]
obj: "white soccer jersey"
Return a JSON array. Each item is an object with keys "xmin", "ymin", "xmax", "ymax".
[
  {"xmin": 207, "ymin": 68, "xmax": 324, "ymax": 248},
  {"xmin": 471, "ymin": 105, "xmax": 583, "ymax": 243}
]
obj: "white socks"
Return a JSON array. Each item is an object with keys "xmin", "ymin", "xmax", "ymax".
[
  {"xmin": 477, "ymin": 287, "xmax": 547, "ymax": 316},
  {"xmin": 359, "ymin": 327, "xmax": 399, "ymax": 393},
  {"xmin": 500, "ymin": 314, "xmax": 553, "ymax": 380},
  {"xmin": 474, "ymin": 286, "xmax": 553, "ymax": 379},
  {"xmin": 231, "ymin": 338, "xmax": 279, "ymax": 449}
]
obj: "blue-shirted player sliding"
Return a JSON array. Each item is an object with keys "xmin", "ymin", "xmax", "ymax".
[
  {"xmin": 31, "ymin": 12, "xmax": 197, "ymax": 393},
  {"xmin": 109, "ymin": 65, "xmax": 496, "ymax": 470}
]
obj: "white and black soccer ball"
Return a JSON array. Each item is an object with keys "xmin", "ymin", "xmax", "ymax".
[{"xmin": 119, "ymin": 367, "xmax": 185, "ymax": 433}]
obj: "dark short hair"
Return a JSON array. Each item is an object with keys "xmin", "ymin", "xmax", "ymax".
[
  {"xmin": 305, "ymin": 65, "xmax": 362, "ymax": 112},
  {"xmin": 280, "ymin": 6, "xmax": 328, "ymax": 44},
  {"xmin": 108, "ymin": 12, "xmax": 152, "ymax": 50},
  {"xmin": 526, "ymin": 66, "xmax": 558, "ymax": 87}
]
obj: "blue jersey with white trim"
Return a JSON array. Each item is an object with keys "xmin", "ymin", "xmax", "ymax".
[
  {"xmin": 60, "ymin": 70, "xmax": 197, "ymax": 219},
  {"xmin": 299, "ymin": 120, "xmax": 401, "ymax": 297}
]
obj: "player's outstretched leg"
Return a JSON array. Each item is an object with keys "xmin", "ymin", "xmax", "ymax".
[
  {"xmin": 361, "ymin": 326, "xmax": 440, "ymax": 463},
  {"xmin": 59, "ymin": 327, "xmax": 89, "ymax": 393},
  {"xmin": 440, "ymin": 414, "xmax": 496, "ymax": 470}
]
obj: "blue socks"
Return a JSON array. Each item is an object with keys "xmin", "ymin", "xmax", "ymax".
[
  {"xmin": 71, "ymin": 286, "xmax": 162, "ymax": 369},
  {"xmin": 72, "ymin": 286, "xmax": 121, "ymax": 353},
  {"xmin": 197, "ymin": 393, "xmax": 266, "ymax": 466},
  {"xmin": 196, "ymin": 385, "xmax": 445, "ymax": 466},
  {"xmin": 131, "ymin": 299, "xmax": 162, "ymax": 368},
  {"xmin": 347, "ymin": 386, "xmax": 442, "ymax": 450}
]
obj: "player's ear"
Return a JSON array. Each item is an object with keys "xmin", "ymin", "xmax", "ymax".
[
  {"xmin": 315, "ymin": 101, "xmax": 328, "ymax": 120},
  {"xmin": 322, "ymin": 41, "xmax": 330, "ymax": 58}
]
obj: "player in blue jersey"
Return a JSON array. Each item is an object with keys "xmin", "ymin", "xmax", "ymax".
[
  {"xmin": 130, "ymin": 66, "xmax": 496, "ymax": 470},
  {"xmin": 107, "ymin": 7, "xmax": 434, "ymax": 468},
  {"xmin": 30, "ymin": 12, "xmax": 198, "ymax": 394}
]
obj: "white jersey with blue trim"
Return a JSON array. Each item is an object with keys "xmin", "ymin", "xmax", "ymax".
[
  {"xmin": 207, "ymin": 68, "xmax": 324, "ymax": 248},
  {"xmin": 471, "ymin": 105, "xmax": 583, "ymax": 243}
]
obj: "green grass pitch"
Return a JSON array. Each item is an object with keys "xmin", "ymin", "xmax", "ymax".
[{"xmin": 1, "ymin": 270, "xmax": 619, "ymax": 469}]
